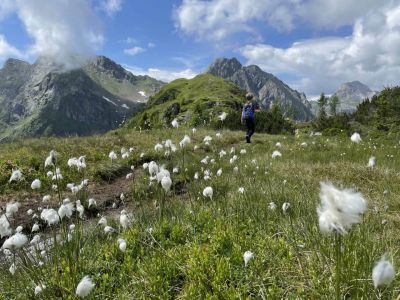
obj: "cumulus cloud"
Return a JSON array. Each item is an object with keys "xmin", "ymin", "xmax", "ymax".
[
  {"xmin": 240, "ymin": 3, "xmax": 400, "ymax": 95},
  {"xmin": 100, "ymin": 0, "xmax": 123, "ymax": 16},
  {"xmin": 174, "ymin": 0, "xmax": 388, "ymax": 41},
  {"xmin": 0, "ymin": 0, "xmax": 103, "ymax": 69},
  {"xmin": 0, "ymin": 35, "xmax": 24, "ymax": 60},
  {"xmin": 124, "ymin": 46, "xmax": 146, "ymax": 56},
  {"xmin": 124, "ymin": 65, "xmax": 197, "ymax": 82}
]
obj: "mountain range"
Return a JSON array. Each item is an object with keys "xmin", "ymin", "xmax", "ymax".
[
  {"xmin": 0, "ymin": 56, "xmax": 163, "ymax": 141},
  {"xmin": 206, "ymin": 58, "xmax": 313, "ymax": 121}
]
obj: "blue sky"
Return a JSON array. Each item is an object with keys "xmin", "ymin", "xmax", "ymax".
[{"xmin": 0, "ymin": 0, "xmax": 399, "ymax": 97}]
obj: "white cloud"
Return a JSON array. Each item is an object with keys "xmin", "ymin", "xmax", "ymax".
[
  {"xmin": 240, "ymin": 3, "xmax": 400, "ymax": 95},
  {"xmin": 100, "ymin": 0, "xmax": 123, "ymax": 16},
  {"xmin": 124, "ymin": 46, "xmax": 146, "ymax": 56},
  {"xmin": 0, "ymin": 34, "xmax": 24, "ymax": 60},
  {"xmin": 174, "ymin": 0, "xmax": 388, "ymax": 41},
  {"xmin": 124, "ymin": 65, "xmax": 197, "ymax": 82},
  {"xmin": 0, "ymin": 0, "xmax": 104, "ymax": 69}
]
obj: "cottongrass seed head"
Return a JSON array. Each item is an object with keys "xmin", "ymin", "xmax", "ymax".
[
  {"xmin": 76, "ymin": 275, "xmax": 95, "ymax": 298},
  {"xmin": 372, "ymin": 258, "xmax": 395, "ymax": 288}
]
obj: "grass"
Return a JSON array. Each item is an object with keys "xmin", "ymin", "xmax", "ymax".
[{"xmin": 0, "ymin": 127, "xmax": 399, "ymax": 299}]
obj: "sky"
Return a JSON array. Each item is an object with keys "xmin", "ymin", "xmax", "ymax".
[{"xmin": 0, "ymin": 0, "xmax": 399, "ymax": 98}]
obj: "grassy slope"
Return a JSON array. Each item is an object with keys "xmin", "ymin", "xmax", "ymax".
[
  {"xmin": 0, "ymin": 128, "xmax": 399, "ymax": 298},
  {"xmin": 126, "ymin": 74, "xmax": 245, "ymax": 129}
]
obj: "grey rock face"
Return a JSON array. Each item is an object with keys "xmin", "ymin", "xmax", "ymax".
[
  {"xmin": 333, "ymin": 81, "xmax": 375, "ymax": 113},
  {"xmin": 0, "ymin": 55, "xmax": 164, "ymax": 141},
  {"xmin": 207, "ymin": 58, "xmax": 313, "ymax": 120}
]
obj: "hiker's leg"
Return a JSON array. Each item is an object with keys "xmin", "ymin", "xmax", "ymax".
[
  {"xmin": 245, "ymin": 119, "xmax": 251, "ymax": 143},
  {"xmin": 248, "ymin": 119, "xmax": 255, "ymax": 138}
]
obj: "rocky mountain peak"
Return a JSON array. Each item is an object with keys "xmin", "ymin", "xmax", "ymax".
[
  {"xmin": 333, "ymin": 81, "xmax": 375, "ymax": 113},
  {"xmin": 2, "ymin": 58, "xmax": 31, "ymax": 71},
  {"xmin": 207, "ymin": 57, "xmax": 243, "ymax": 78}
]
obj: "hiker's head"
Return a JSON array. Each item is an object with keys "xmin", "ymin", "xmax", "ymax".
[{"xmin": 245, "ymin": 93, "xmax": 253, "ymax": 102}]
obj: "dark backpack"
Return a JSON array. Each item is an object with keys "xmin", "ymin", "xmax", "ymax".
[{"xmin": 243, "ymin": 104, "xmax": 254, "ymax": 119}]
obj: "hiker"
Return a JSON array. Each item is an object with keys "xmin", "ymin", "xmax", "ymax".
[{"xmin": 241, "ymin": 93, "xmax": 260, "ymax": 143}]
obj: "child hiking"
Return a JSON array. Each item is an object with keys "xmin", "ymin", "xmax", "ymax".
[{"xmin": 241, "ymin": 93, "xmax": 260, "ymax": 143}]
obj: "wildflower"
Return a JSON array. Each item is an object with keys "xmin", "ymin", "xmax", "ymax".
[
  {"xmin": 351, "ymin": 132, "xmax": 362, "ymax": 143},
  {"xmin": 300, "ymin": 142, "xmax": 307, "ymax": 147},
  {"xmin": 16, "ymin": 225, "xmax": 23, "ymax": 233},
  {"xmin": 194, "ymin": 172, "xmax": 199, "ymax": 180},
  {"xmin": 161, "ymin": 176, "xmax": 172, "ymax": 192},
  {"xmin": 171, "ymin": 118, "xmax": 179, "ymax": 128},
  {"xmin": 34, "ymin": 284, "xmax": 46, "ymax": 295},
  {"xmin": 45, "ymin": 150, "xmax": 57, "ymax": 167},
  {"xmin": 9, "ymin": 263, "xmax": 16, "ymax": 275},
  {"xmin": 272, "ymin": 151, "xmax": 282, "ymax": 159},
  {"xmin": 58, "ymin": 199, "xmax": 75, "ymax": 220},
  {"xmin": 203, "ymin": 136, "xmax": 212, "ymax": 143},
  {"xmin": 203, "ymin": 186, "xmax": 213, "ymax": 199},
  {"xmin": 372, "ymin": 258, "xmax": 395, "ymax": 288},
  {"xmin": 240, "ymin": 149, "xmax": 247, "ymax": 155},
  {"xmin": 154, "ymin": 143, "xmax": 163, "ymax": 152},
  {"xmin": 275, "ymin": 142, "xmax": 282, "ymax": 148},
  {"xmin": 30, "ymin": 179, "xmax": 41, "ymax": 190},
  {"xmin": 120, "ymin": 210, "xmax": 131, "ymax": 229},
  {"xmin": 156, "ymin": 167, "xmax": 170, "ymax": 183},
  {"xmin": 233, "ymin": 166, "xmax": 238, "ymax": 172},
  {"xmin": 243, "ymin": 251, "xmax": 254, "ymax": 267},
  {"xmin": 27, "ymin": 209, "xmax": 34, "ymax": 215},
  {"xmin": 30, "ymin": 234, "xmax": 41, "ymax": 245},
  {"xmin": 282, "ymin": 202, "xmax": 290, "ymax": 212},
  {"xmin": 0, "ymin": 215, "xmax": 12, "ymax": 238},
  {"xmin": 76, "ymin": 200, "xmax": 85, "ymax": 219},
  {"xmin": 52, "ymin": 168, "xmax": 63, "ymax": 180},
  {"xmin": 368, "ymin": 156, "xmax": 376, "ymax": 169},
  {"xmin": 118, "ymin": 238, "xmax": 127, "ymax": 252},
  {"xmin": 2, "ymin": 233, "xmax": 28, "ymax": 250},
  {"xmin": 109, "ymin": 151, "xmax": 117, "ymax": 161},
  {"xmin": 173, "ymin": 167, "xmax": 179, "ymax": 173},
  {"xmin": 268, "ymin": 202, "xmax": 277, "ymax": 210},
  {"xmin": 148, "ymin": 161, "xmax": 159, "ymax": 176},
  {"xmin": 179, "ymin": 135, "xmax": 191, "ymax": 148},
  {"xmin": 217, "ymin": 169, "xmax": 222, "ymax": 176},
  {"xmin": 47, "ymin": 171, "xmax": 53, "ymax": 178},
  {"xmin": 104, "ymin": 226, "xmax": 115, "ymax": 234},
  {"xmin": 42, "ymin": 195, "xmax": 51, "ymax": 202},
  {"xmin": 76, "ymin": 276, "xmax": 95, "ymax": 298},
  {"xmin": 238, "ymin": 187, "xmax": 245, "ymax": 194},
  {"xmin": 192, "ymin": 127, "xmax": 197, "ymax": 133},
  {"xmin": 218, "ymin": 111, "xmax": 227, "ymax": 121},
  {"xmin": 88, "ymin": 198, "xmax": 97, "ymax": 208},
  {"xmin": 40, "ymin": 209, "xmax": 60, "ymax": 226},
  {"xmin": 317, "ymin": 182, "xmax": 367, "ymax": 235},
  {"xmin": 6, "ymin": 202, "xmax": 20, "ymax": 217},
  {"xmin": 9, "ymin": 169, "xmax": 22, "ymax": 182},
  {"xmin": 32, "ymin": 223, "xmax": 40, "ymax": 232},
  {"xmin": 216, "ymin": 132, "xmax": 222, "ymax": 138},
  {"xmin": 98, "ymin": 216, "xmax": 107, "ymax": 227},
  {"xmin": 143, "ymin": 162, "xmax": 149, "ymax": 170},
  {"xmin": 219, "ymin": 150, "xmax": 226, "ymax": 158}
]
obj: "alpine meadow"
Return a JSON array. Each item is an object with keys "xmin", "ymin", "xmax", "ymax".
[{"xmin": 1, "ymin": 0, "xmax": 400, "ymax": 299}]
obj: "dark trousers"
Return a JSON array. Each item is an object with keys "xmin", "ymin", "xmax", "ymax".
[{"xmin": 245, "ymin": 118, "xmax": 255, "ymax": 138}]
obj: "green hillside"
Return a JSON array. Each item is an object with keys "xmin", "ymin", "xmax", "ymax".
[
  {"xmin": 126, "ymin": 74, "xmax": 294, "ymax": 134},
  {"xmin": 126, "ymin": 74, "xmax": 245, "ymax": 129}
]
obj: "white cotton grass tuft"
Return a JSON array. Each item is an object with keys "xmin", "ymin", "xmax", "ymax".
[
  {"xmin": 218, "ymin": 111, "xmax": 227, "ymax": 121},
  {"xmin": 243, "ymin": 251, "xmax": 254, "ymax": 267},
  {"xmin": 367, "ymin": 156, "xmax": 376, "ymax": 169},
  {"xmin": 9, "ymin": 263, "xmax": 16, "ymax": 275},
  {"xmin": 34, "ymin": 284, "xmax": 46, "ymax": 295},
  {"xmin": 317, "ymin": 182, "xmax": 367, "ymax": 235},
  {"xmin": 9, "ymin": 169, "xmax": 23, "ymax": 182},
  {"xmin": 119, "ymin": 210, "xmax": 131, "ymax": 230},
  {"xmin": 272, "ymin": 150, "xmax": 282, "ymax": 159},
  {"xmin": 350, "ymin": 132, "xmax": 362, "ymax": 143},
  {"xmin": 0, "ymin": 214, "xmax": 12, "ymax": 238},
  {"xmin": 2, "ymin": 233, "xmax": 28, "ymax": 250},
  {"xmin": 118, "ymin": 238, "xmax": 127, "ymax": 252},
  {"xmin": 88, "ymin": 198, "xmax": 97, "ymax": 208},
  {"xmin": 6, "ymin": 202, "xmax": 20, "ymax": 217},
  {"xmin": 275, "ymin": 142, "xmax": 282, "ymax": 148},
  {"xmin": 109, "ymin": 151, "xmax": 117, "ymax": 161},
  {"xmin": 372, "ymin": 257, "xmax": 395, "ymax": 288},
  {"xmin": 41, "ymin": 208, "xmax": 60, "ymax": 226},
  {"xmin": 161, "ymin": 176, "xmax": 172, "ymax": 192},
  {"xmin": 171, "ymin": 118, "xmax": 179, "ymax": 128},
  {"xmin": 268, "ymin": 202, "xmax": 277, "ymax": 210},
  {"xmin": 31, "ymin": 179, "xmax": 41, "ymax": 190},
  {"xmin": 58, "ymin": 199, "xmax": 75, "ymax": 220},
  {"xmin": 44, "ymin": 150, "xmax": 57, "ymax": 167},
  {"xmin": 179, "ymin": 135, "xmax": 191, "ymax": 148},
  {"xmin": 203, "ymin": 186, "xmax": 213, "ymax": 199},
  {"xmin": 76, "ymin": 275, "xmax": 95, "ymax": 298},
  {"xmin": 282, "ymin": 202, "xmax": 290, "ymax": 213}
]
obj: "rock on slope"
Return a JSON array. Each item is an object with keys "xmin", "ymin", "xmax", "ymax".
[{"xmin": 333, "ymin": 81, "xmax": 375, "ymax": 113}]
